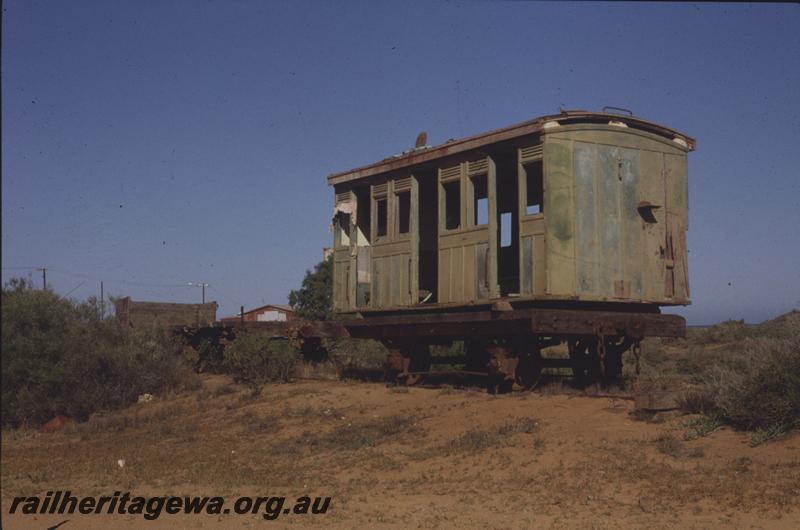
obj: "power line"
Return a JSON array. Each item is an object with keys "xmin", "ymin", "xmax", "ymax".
[
  {"xmin": 63, "ymin": 281, "xmax": 85, "ymax": 298},
  {"xmin": 3, "ymin": 266, "xmax": 253, "ymax": 309},
  {"xmin": 45, "ymin": 267, "xmax": 193, "ymax": 289},
  {"xmin": 188, "ymin": 282, "xmax": 209, "ymax": 304}
]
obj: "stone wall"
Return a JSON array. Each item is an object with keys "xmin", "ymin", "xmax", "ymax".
[{"xmin": 114, "ymin": 297, "xmax": 218, "ymax": 328}]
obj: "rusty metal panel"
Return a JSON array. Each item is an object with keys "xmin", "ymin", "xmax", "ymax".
[
  {"xmin": 597, "ymin": 145, "xmax": 621, "ymax": 295},
  {"xmin": 620, "ymin": 147, "xmax": 643, "ymax": 298},
  {"xmin": 574, "ymin": 141, "xmax": 598, "ymax": 293},
  {"xmin": 547, "ymin": 127, "xmax": 690, "ymax": 305},
  {"xmin": 544, "ymin": 138, "xmax": 576, "ymax": 297},
  {"xmin": 639, "ymin": 150, "xmax": 667, "ymax": 301}
]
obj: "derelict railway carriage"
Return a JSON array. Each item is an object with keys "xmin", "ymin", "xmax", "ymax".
[{"xmin": 327, "ymin": 109, "xmax": 695, "ymax": 390}]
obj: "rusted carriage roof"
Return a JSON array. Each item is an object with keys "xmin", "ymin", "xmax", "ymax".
[{"xmin": 327, "ymin": 111, "xmax": 695, "ymax": 186}]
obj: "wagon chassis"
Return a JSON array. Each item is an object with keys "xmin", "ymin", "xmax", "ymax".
[{"xmin": 203, "ymin": 305, "xmax": 683, "ymax": 392}]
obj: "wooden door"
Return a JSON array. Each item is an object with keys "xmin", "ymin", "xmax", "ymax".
[
  {"xmin": 370, "ymin": 176, "xmax": 418, "ymax": 308},
  {"xmin": 332, "ymin": 191, "xmax": 354, "ymax": 311},
  {"xmin": 518, "ymin": 144, "xmax": 547, "ymax": 296},
  {"xmin": 437, "ymin": 158, "xmax": 497, "ymax": 304}
]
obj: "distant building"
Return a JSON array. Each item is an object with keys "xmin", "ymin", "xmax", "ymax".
[
  {"xmin": 114, "ymin": 297, "xmax": 218, "ymax": 328},
  {"xmin": 220, "ymin": 304, "xmax": 295, "ymax": 323}
]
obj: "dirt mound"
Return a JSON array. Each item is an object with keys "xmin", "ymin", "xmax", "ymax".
[{"xmin": 3, "ymin": 376, "xmax": 799, "ymax": 529}]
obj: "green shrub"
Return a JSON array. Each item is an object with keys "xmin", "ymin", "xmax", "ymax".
[
  {"xmin": 676, "ymin": 334, "xmax": 800, "ymax": 441},
  {"xmin": 1, "ymin": 278, "xmax": 197, "ymax": 426},
  {"xmin": 699, "ymin": 320, "xmax": 751, "ymax": 344},
  {"xmin": 323, "ymin": 338, "xmax": 388, "ymax": 370},
  {"xmin": 195, "ymin": 337, "xmax": 226, "ymax": 373},
  {"xmin": 707, "ymin": 337, "xmax": 800, "ymax": 431},
  {"xmin": 223, "ymin": 335, "xmax": 299, "ymax": 395},
  {"xmin": 690, "ymin": 311, "xmax": 800, "ymax": 345}
]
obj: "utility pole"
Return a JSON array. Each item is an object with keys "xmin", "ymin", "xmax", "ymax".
[
  {"xmin": 100, "ymin": 281, "xmax": 104, "ymax": 318},
  {"xmin": 188, "ymin": 282, "xmax": 209, "ymax": 304},
  {"xmin": 37, "ymin": 267, "xmax": 47, "ymax": 290}
]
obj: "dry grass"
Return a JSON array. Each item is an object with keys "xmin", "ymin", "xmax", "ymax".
[
  {"xmin": 654, "ymin": 432, "xmax": 705, "ymax": 459},
  {"xmin": 3, "ymin": 332, "xmax": 800, "ymax": 529}
]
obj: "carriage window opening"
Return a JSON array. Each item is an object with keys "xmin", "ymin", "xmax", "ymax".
[
  {"xmin": 376, "ymin": 198, "xmax": 388, "ymax": 238},
  {"xmin": 501, "ymin": 212, "xmax": 512, "ymax": 247},
  {"xmin": 354, "ymin": 187, "xmax": 371, "ymax": 244},
  {"xmin": 526, "ymin": 160, "xmax": 544, "ymax": 215},
  {"xmin": 397, "ymin": 191, "xmax": 410, "ymax": 234},
  {"xmin": 472, "ymin": 175, "xmax": 488, "ymax": 226},
  {"xmin": 443, "ymin": 180, "xmax": 461, "ymax": 230},
  {"xmin": 337, "ymin": 213, "xmax": 351, "ymax": 247}
]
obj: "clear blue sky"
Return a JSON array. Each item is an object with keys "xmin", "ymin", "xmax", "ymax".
[{"xmin": 3, "ymin": 1, "xmax": 799, "ymax": 325}]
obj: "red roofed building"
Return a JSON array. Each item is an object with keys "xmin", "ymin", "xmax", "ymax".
[{"xmin": 220, "ymin": 304, "xmax": 294, "ymax": 323}]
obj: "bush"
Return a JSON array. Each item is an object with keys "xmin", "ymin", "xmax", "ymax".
[
  {"xmin": 223, "ymin": 335, "xmax": 299, "ymax": 395},
  {"xmin": 195, "ymin": 337, "xmax": 226, "ymax": 373},
  {"xmin": 694, "ymin": 320, "xmax": 751, "ymax": 344},
  {"xmin": 323, "ymin": 338, "xmax": 388, "ymax": 370},
  {"xmin": 689, "ymin": 311, "xmax": 800, "ymax": 345},
  {"xmin": 706, "ymin": 337, "xmax": 800, "ymax": 431},
  {"xmin": 676, "ymin": 334, "xmax": 800, "ymax": 441},
  {"xmin": 1, "ymin": 278, "xmax": 197, "ymax": 426}
]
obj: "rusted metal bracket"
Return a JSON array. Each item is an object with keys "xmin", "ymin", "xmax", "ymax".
[
  {"xmin": 593, "ymin": 321, "xmax": 618, "ymax": 378},
  {"xmin": 632, "ymin": 340, "xmax": 642, "ymax": 375}
]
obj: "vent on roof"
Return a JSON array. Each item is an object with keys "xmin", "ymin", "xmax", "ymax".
[
  {"xmin": 467, "ymin": 159, "xmax": 488, "ymax": 176},
  {"xmin": 394, "ymin": 177, "xmax": 412, "ymax": 191},
  {"xmin": 372, "ymin": 183, "xmax": 388, "ymax": 197},
  {"xmin": 519, "ymin": 144, "xmax": 543, "ymax": 163},
  {"xmin": 439, "ymin": 165, "xmax": 460, "ymax": 181}
]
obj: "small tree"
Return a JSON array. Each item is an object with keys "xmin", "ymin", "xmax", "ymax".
[
  {"xmin": 288, "ymin": 256, "xmax": 332, "ymax": 320},
  {"xmin": 1, "ymin": 277, "xmax": 197, "ymax": 426},
  {"xmin": 223, "ymin": 335, "xmax": 299, "ymax": 395}
]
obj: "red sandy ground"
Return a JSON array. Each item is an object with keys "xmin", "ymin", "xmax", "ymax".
[{"xmin": 3, "ymin": 377, "xmax": 799, "ymax": 529}]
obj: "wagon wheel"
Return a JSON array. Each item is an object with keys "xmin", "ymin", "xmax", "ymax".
[
  {"xmin": 464, "ymin": 340, "xmax": 489, "ymax": 373},
  {"xmin": 569, "ymin": 339, "xmax": 601, "ymax": 387},
  {"xmin": 601, "ymin": 337, "xmax": 626, "ymax": 386},
  {"xmin": 568, "ymin": 339, "xmax": 587, "ymax": 383},
  {"xmin": 401, "ymin": 347, "xmax": 431, "ymax": 386},
  {"xmin": 516, "ymin": 349, "xmax": 543, "ymax": 390},
  {"xmin": 383, "ymin": 347, "xmax": 404, "ymax": 383},
  {"xmin": 486, "ymin": 343, "xmax": 518, "ymax": 394}
]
